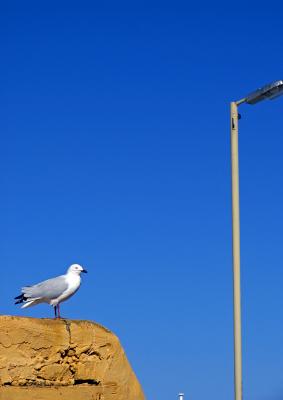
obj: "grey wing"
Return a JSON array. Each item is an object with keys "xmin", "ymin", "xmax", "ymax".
[{"xmin": 22, "ymin": 275, "xmax": 68, "ymax": 300}]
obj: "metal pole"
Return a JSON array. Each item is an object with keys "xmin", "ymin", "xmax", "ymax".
[
  {"xmin": 230, "ymin": 101, "xmax": 243, "ymax": 400},
  {"xmin": 178, "ymin": 394, "xmax": 185, "ymax": 400}
]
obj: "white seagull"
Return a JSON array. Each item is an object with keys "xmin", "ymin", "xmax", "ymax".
[{"xmin": 15, "ymin": 264, "xmax": 87, "ymax": 318}]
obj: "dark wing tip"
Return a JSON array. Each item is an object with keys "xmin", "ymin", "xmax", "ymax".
[
  {"xmin": 14, "ymin": 294, "xmax": 27, "ymax": 304},
  {"xmin": 14, "ymin": 294, "xmax": 24, "ymax": 300}
]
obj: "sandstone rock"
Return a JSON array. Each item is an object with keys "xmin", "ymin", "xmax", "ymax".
[{"xmin": 0, "ymin": 316, "xmax": 145, "ymax": 400}]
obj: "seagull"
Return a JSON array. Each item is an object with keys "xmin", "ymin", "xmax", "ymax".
[{"xmin": 15, "ymin": 264, "xmax": 87, "ymax": 318}]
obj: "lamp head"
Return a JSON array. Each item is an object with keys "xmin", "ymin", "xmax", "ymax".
[{"xmin": 246, "ymin": 80, "xmax": 283, "ymax": 105}]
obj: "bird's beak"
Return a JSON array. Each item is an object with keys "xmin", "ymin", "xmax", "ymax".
[{"xmin": 82, "ymin": 269, "xmax": 88, "ymax": 273}]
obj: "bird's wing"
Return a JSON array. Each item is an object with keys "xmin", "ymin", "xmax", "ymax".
[{"xmin": 22, "ymin": 275, "xmax": 68, "ymax": 300}]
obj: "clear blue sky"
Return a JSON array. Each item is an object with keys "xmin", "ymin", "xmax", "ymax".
[{"xmin": 1, "ymin": 2, "xmax": 283, "ymax": 400}]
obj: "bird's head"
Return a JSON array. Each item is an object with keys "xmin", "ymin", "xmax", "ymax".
[{"xmin": 67, "ymin": 264, "xmax": 88, "ymax": 275}]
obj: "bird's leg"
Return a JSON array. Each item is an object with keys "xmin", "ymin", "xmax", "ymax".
[
  {"xmin": 54, "ymin": 305, "xmax": 57, "ymax": 319},
  {"xmin": 57, "ymin": 303, "xmax": 61, "ymax": 319}
]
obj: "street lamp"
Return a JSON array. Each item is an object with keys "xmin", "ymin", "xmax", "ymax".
[{"xmin": 230, "ymin": 80, "xmax": 283, "ymax": 400}]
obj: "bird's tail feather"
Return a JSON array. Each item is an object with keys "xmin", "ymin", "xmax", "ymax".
[{"xmin": 20, "ymin": 298, "xmax": 42, "ymax": 308}]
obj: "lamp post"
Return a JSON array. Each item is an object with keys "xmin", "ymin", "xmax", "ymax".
[{"xmin": 230, "ymin": 80, "xmax": 283, "ymax": 400}]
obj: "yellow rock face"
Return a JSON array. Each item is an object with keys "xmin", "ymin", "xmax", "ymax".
[{"xmin": 0, "ymin": 316, "xmax": 145, "ymax": 400}]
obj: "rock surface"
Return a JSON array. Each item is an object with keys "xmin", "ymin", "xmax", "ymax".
[{"xmin": 0, "ymin": 316, "xmax": 145, "ymax": 400}]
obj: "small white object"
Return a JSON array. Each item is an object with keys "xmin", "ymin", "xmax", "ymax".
[
  {"xmin": 178, "ymin": 393, "xmax": 185, "ymax": 400},
  {"xmin": 15, "ymin": 264, "xmax": 88, "ymax": 317}
]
